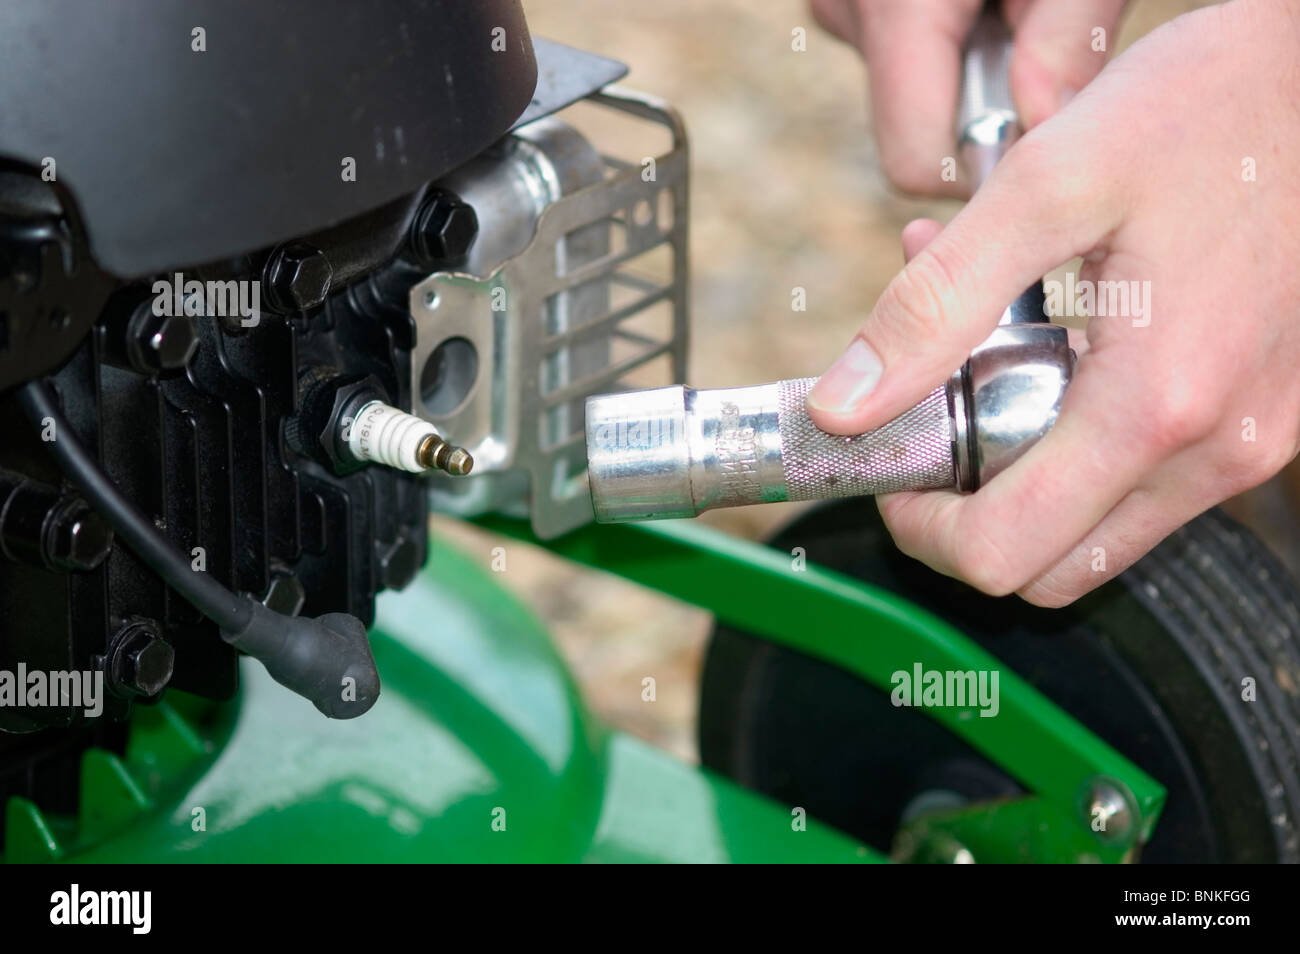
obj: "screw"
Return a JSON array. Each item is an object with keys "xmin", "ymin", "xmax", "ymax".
[
  {"xmin": 1081, "ymin": 777, "xmax": 1136, "ymax": 844},
  {"xmin": 264, "ymin": 242, "xmax": 333, "ymax": 312},
  {"xmin": 106, "ymin": 621, "xmax": 175, "ymax": 699},
  {"xmin": 890, "ymin": 828, "xmax": 975, "ymax": 864},
  {"xmin": 410, "ymin": 192, "xmax": 478, "ymax": 266},
  {"xmin": 126, "ymin": 301, "xmax": 198, "ymax": 373},
  {"xmin": 46, "ymin": 499, "xmax": 113, "ymax": 572}
]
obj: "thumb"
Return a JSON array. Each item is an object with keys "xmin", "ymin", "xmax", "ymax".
[
  {"xmin": 806, "ymin": 127, "xmax": 1117, "ymax": 435},
  {"xmin": 1008, "ymin": 0, "xmax": 1129, "ymax": 127}
]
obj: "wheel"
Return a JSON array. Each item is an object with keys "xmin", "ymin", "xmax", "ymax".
[{"xmin": 700, "ymin": 501, "xmax": 1300, "ymax": 862}]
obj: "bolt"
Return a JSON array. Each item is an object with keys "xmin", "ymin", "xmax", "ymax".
[
  {"xmin": 106, "ymin": 621, "xmax": 175, "ymax": 699},
  {"xmin": 46, "ymin": 500, "xmax": 113, "ymax": 572},
  {"xmin": 264, "ymin": 242, "xmax": 333, "ymax": 312},
  {"xmin": 378, "ymin": 536, "xmax": 421, "ymax": 590},
  {"xmin": 262, "ymin": 571, "xmax": 305, "ymax": 617},
  {"xmin": 126, "ymin": 301, "xmax": 198, "ymax": 373},
  {"xmin": 410, "ymin": 192, "xmax": 478, "ymax": 266},
  {"xmin": 1081, "ymin": 777, "xmax": 1136, "ymax": 844}
]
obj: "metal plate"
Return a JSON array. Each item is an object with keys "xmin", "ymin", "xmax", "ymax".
[
  {"xmin": 414, "ymin": 88, "xmax": 690, "ymax": 538},
  {"xmin": 511, "ymin": 39, "xmax": 629, "ymax": 130}
]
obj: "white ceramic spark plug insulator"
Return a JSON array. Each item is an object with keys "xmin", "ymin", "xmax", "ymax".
[{"xmin": 346, "ymin": 400, "xmax": 438, "ymax": 473}]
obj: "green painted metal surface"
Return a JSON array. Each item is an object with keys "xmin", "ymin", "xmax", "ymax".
[
  {"xmin": 478, "ymin": 514, "xmax": 1167, "ymax": 863},
  {"xmin": 2, "ymin": 532, "xmax": 875, "ymax": 863},
  {"xmin": 3, "ymin": 509, "xmax": 1165, "ymax": 863}
]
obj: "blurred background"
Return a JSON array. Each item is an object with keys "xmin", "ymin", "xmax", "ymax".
[{"xmin": 437, "ymin": 0, "xmax": 1295, "ymax": 763}]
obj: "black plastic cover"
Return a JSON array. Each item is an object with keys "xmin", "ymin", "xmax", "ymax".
[{"xmin": 0, "ymin": 0, "xmax": 538, "ymax": 277}]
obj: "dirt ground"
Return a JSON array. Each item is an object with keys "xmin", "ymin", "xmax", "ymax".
[{"xmin": 437, "ymin": 0, "xmax": 1291, "ymax": 763}]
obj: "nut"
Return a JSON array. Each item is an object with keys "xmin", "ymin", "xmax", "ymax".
[{"xmin": 296, "ymin": 374, "xmax": 387, "ymax": 475}]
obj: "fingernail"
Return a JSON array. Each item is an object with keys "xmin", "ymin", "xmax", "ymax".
[
  {"xmin": 809, "ymin": 338, "xmax": 883, "ymax": 413},
  {"xmin": 1058, "ymin": 85, "xmax": 1078, "ymax": 110}
]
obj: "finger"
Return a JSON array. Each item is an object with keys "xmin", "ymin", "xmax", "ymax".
[
  {"xmin": 1018, "ymin": 402, "xmax": 1297, "ymax": 606},
  {"xmin": 807, "ymin": 117, "xmax": 1122, "ymax": 436},
  {"xmin": 870, "ymin": 216, "xmax": 952, "ymax": 530},
  {"xmin": 1008, "ymin": 0, "xmax": 1129, "ymax": 127},
  {"xmin": 811, "ymin": 0, "xmax": 861, "ymax": 46},
  {"xmin": 1066, "ymin": 325, "xmax": 1089, "ymax": 357},
  {"xmin": 876, "ymin": 339, "xmax": 1172, "ymax": 596},
  {"xmin": 1016, "ymin": 463, "xmax": 1211, "ymax": 607},
  {"xmin": 859, "ymin": 0, "xmax": 984, "ymax": 196}
]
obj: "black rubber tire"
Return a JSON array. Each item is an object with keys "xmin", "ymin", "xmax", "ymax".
[{"xmin": 700, "ymin": 502, "xmax": 1300, "ymax": 863}]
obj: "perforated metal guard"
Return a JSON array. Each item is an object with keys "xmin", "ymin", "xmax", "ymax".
[
  {"xmin": 777, "ymin": 378, "xmax": 955, "ymax": 500},
  {"xmin": 414, "ymin": 87, "xmax": 689, "ymax": 539}
]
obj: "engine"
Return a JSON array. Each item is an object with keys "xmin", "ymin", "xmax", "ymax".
[{"xmin": 0, "ymin": 0, "xmax": 687, "ymax": 829}]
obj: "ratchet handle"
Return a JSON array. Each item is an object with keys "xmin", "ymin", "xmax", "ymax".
[
  {"xmin": 583, "ymin": 9, "xmax": 1067, "ymax": 526},
  {"xmin": 958, "ymin": 7, "xmax": 1047, "ymax": 327},
  {"xmin": 585, "ymin": 325, "xmax": 1073, "ymax": 524},
  {"xmin": 957, "ymin": 6, "xmax": 1020, "ymax": 188},
  {"xmin": 586, "ymin": 379, "xmax": 956, "ymax": 524}
]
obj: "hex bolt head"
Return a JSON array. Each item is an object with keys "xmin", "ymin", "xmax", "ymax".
[
  {"xmin": 126, "ymin": 301, "xmax": 199, "ymax": 373},
  {"xmin": 106, "ymin": 621, "xmax": 175, "ymax": 699},
  {"xmin": 318, "ymin": 376, "xmax": 387, "ymax": 474},
  {"xmin": 410, "ymin": 193, "xmax": 478, "ymax": 266},
  {"xmin": 264, "ymin": 241, "xmax": 334, "ymax": 312},
  {"xmin": 46, "ymin": 500, "xmax": 113, "ymax": 572},
  {"xmin": 262, "ymin": 571, "xmax": 306, "ymax": 617},
  {"xmin": 378, "ymin": 536, "xmax": 421, "ymax": 590}
]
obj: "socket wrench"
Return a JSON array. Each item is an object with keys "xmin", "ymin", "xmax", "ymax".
[{"xmin": 585, "ymin": 8, "xmax": 1072, "ymax": 523}]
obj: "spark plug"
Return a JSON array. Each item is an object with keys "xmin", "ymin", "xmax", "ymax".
[{"xmin": 345, "ymin": 400, "xmax": 473, "ymax": 475}]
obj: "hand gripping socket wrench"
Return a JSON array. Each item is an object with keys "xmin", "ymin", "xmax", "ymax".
[{"xmin": 584, "ymin": 8, "xmax": 1074, "ymax": 523}]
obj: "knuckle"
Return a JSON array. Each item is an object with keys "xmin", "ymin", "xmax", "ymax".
[
  {"xmin": 877, "ymin": 250, "xmax": 962, "ymax": 344},
  {"xmin": 879, "ymin": 151, "xmax": 943, "ymax": 196},
  {"xmin": 1018, "ymin": 573, "xmax": 1085, "ymax": 609},
  {"xmin": 1142, "ymin": 378, "xmax": 1220, "ymax": 452},
  {"xmin": 950, "ymin": 524, "xmax": 1021, "ymax": 597},
  {"xmin": 1271, "ymin": 433, "xmax": 1300, "ymax": 473},
  {"xmin": 1251, "ymin": 429, "xmax": 1300, "ymax": 484}
]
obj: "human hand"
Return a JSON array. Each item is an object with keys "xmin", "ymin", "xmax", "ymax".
[
  {"xmin": 807, "ymin": 0, "xmax": 1300, "ymax": 606},
  {"xmin": 811, "ymin": 0, "xmax": 1129, "ymax": 195}
]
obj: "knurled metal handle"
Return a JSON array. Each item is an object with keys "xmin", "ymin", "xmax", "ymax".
[
  {"xmin": 585, "ymin": 323, "xmax": 1073, "ymax": 523},
  {"xmin": 777, "ymin": 378, "xmax": 952, "ymax": 499},
  {"xmin": 585, "ymin": 379, "xmax": 957, "ymax": 523}
]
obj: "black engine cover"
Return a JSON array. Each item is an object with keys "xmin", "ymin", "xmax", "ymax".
[{"xmin": 0, "ymin": 0, "xmax": 537, "ymax": 278}]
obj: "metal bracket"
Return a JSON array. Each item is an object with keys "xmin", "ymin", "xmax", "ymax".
[
  {"xmin": 414, "ymin": 87, "xmax": 689, "ymax": 538},
  {"xmin": 477, "ymin": 512, "xmax": 1167, "ymax": 862}
]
